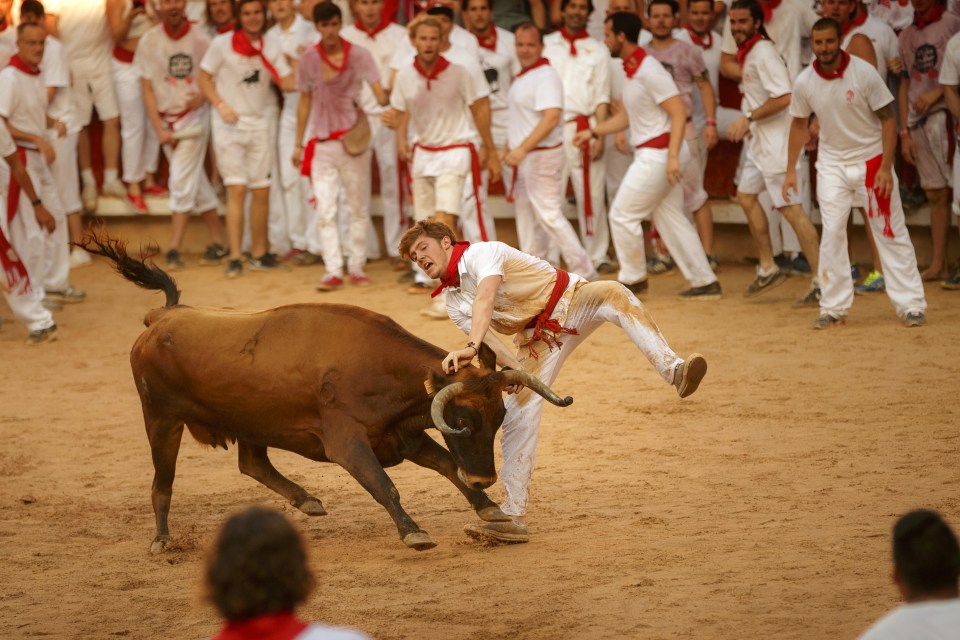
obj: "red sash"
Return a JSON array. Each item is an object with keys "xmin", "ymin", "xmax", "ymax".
[
  {"xmin": 635, "ymin": 132, "xmax": 670, "ymax": 149},
  {"xmin": 523, "ymin": 268, "xmax": 579, "ymax": 358},
  {"xmin": 413, "ymin": 55, "xmax": 450, "ymax": 90},
  {"xmin": 2, "ymin": 147, "xmax": 33, "ymax": 295},
  {"xmin": 736, "ymin": 32, "xmax": 763, "ymax": 68},
  {"xmin": 571, "ymin": 115, "xmax": 594, "ymax": 236},
  {"xmin": 231, "ymin": 30, "xmax": 281, "ymax": 85},
  {"xmin": 212, "ymin": 613, "xmax": 309, "ymax": 640},
  {"xmin": 559, "ymin": 27, "xmax": 588, "ymax": 56},
  {"xmin": 865, "ymin": 154, "xmax": 894, "ymax": 238},
  {"xmin": 413, "ymin": 141, "xmax": 488, "ymax": 241},
  {"xmin": 506, "ymin": 142, "xmax": 563, "ymax": 203},
  {"xmin": 431, "ymin": 240, "xmax": 470, "ymax": 297},
  {"xmin": 812, "ymin": 50, "xmax": 851, "ymax": 80},
  {"xmin": 299, "ymin": 129, "xmax": 350, "ymax": 176},
  {"xmin": 112, "ymin": 43, "xmax": 135, "ymax": 63}
]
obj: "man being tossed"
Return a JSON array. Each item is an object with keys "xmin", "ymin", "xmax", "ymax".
[{"xmin": 399, "ymin": 219, "xmax": 707, "ymax": 544}]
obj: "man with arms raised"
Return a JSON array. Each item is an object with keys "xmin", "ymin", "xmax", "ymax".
[
  {"xmin": 786, "ymin": 18, "xmax": 926, "ymax": 329},
  {"xmin": 399, "ymin": 219, "xmax": 707, "ymax": 544}
]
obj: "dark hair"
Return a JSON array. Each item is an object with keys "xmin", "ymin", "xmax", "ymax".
[
  {"xmin": 729, "ymin": 0, "xmax": 772, "ymax": 42},
  {"xmin": 893, "ymin": 510, "xmax": 960, "ymax": 596},
  {"xmin": 811, "ymin": 17, "xmax": 842, "ymax": 39},
  {"xmin": 425, "ymin": 4, "xmax": 455, "ymax": 20},
  {"xmin": 648, "ymin": 0, "xmax": 679, "ymax": 16},
  {"xmin": 561, "ymin": 0, "xmax": 595, "ymax": 15},
  {"xmin": 686, "ymin": 0, "xmax": 714, "ymax": 10},
  {"xmin": 206, "ymin": 0, "xmax": 237, "ymax": 27},
  {"xmin": 398, "ymin": 220, "xmax": 458, "ymax": 259},
  {"xmin": 461, "ymin": 0, "xmax": 492, "ymax": 11},
  {"xmin": 514, "ymin": 21, "xmax": 543, "ymax": 43},
  {"xmin": 205, "ymin": 507, "xmax": 315, "ymax": 622},
  {"xmin": 605, "ymin": 11, "xmax": 643, "ymax": 44},
  {"xmin": 17, "ymin": 21, "xmax": 44, "ymax": 37},
  {"xmin": 20, "ymin": 0, "xmax": 45, "ymax": 19},
  {"xmin": 313, "ymin": 1, "xmax": 342, "ymax": 22}
]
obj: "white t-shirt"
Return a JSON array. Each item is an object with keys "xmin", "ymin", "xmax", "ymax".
[
  {"xmin": 42, "ymin": 36, "xmax": 80, "ymax": 135},
  {"xmin": 0, "ymin": 121, "xmax": 15, "ymax": 158},
  {"xmin": 507, "ymin": 63, "xmax": 564, "ymax": 150},
  {"xmin": 543, "ymin": 31, "xmax": 612, "ymax": 119},
  {"xmin": 0, "ymin": 26, "xmax": 15, "ymax": 69},
  {"xmin": 622, "ymin": 54, "xmax": 678, "ymax": 148},
  {"xmin": 791, "ymin": 55, "xmax": 893, "ymax": 165},
  {"xmin": 869, "ymin": 0, "xmax": 914, "ymax": 32},
  {"xmin": 341, "ymin": 21, "xmax": 407, "ymax": 115},
  {"xmin": 201, "ymin": 31, "xmax": 291, "ymax": 130},
  {"xmin": 858, "ymin": 600, "xmax": 960, "ymax": 640},
  {"xmin": 939, "ymin": 31, "xmax": 960, "ymax": 87},
  {"xmin": 844, "ymin": 15, "xmax": 900, "ymax": 82},
  {"xmin": 390, "ymin": 42, "xmax": 489, "ymax": 101},
  {"xmin": 0, "ymin": 66, "xmax": 48, "ymax": 146},
  {"xmin": 446, "ymin": 241, "xmax": 585, "ymax": 336},
  {"xmin": 721, "ymin": 0, "xmax": 818, "ymax": 80},
  {"xmin": 267, "ymin": 14, "xmax": 319, "ymax": 103},
  {"xmin": 296, "ymin": 623, "xmax": 371, "ymax": 640},
  {"xmin": 741, "ymin": 39, "xmax": 793, "ymax": 173},
  {"xmin": 389, "ymin": 24, "xmax": 480, "ymax": 72},
  {"xmin": 476, "ymin": 26, "xmax": 517, "ymax": 148},
  {"xmin": 136, "ymin": 23, "xmax": 211, "ymax": 129},
  {"xmin": 43, "ymin": 0, "xmax": 113, "ymax": 78}
]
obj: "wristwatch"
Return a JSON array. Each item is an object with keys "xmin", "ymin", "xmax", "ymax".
[{"xmin": 745, "ymin": 110, "xmax": 754, "ymax": 122}]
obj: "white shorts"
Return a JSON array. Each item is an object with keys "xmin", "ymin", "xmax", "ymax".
[
  {"xmin": 212, "ymin": 123, "xmax": 272, "ymax": 190},
  {"xmin": 72, "ymin": 72, "xmax": 120, "ymax": 125},
  {"xmin": 738, "ymin": 155, "xmax": 796, "ymax": 209},
  {"xmin": 911, "ymin": 110, "xmax": 952, "ymax": 191},
  {"xmin": 412, "ymin": 173, "xmax": 466, "ymax": 220}
]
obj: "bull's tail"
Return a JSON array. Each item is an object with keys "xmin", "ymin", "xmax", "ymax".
[{"xmin": 75, "ymin": 228, "xmax": 181, "ymax": 308}]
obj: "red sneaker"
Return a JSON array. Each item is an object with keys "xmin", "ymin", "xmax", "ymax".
[
  {"xmin": 127, "ymin": 193, "xmax": 148, "ymax": 214},
  {"xmin": 316, "ymin": 274, "xmax": 344, "ymax": 292},
  {"xmin": 143, "ymin": 184, "xmax": 169, "ymax": 196},
  {"xmin": 349, "ymin": 273, "xmax": 371, "ymax": 287},
  {"xmin": 283, "ymin": 248, "xmax": 304, "ymax": 262}
]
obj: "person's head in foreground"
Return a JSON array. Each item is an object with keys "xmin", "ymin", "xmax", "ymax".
[{"xmin": 892, "ymin": 509, "xmax": 959, "ymax": 602}]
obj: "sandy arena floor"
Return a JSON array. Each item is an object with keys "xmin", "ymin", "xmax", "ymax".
[{"xmin": 1, "ymin": 247, "xmax": 958, "ymax": 639}]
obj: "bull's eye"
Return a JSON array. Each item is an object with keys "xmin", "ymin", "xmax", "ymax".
[{"xmin": 456, "ymin": 417, "xmax": 470, "ymax": 430}]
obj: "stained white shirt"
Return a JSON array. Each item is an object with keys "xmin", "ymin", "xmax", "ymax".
[
  {"xmin": 136, "ymin": 23, "xmax": 211, "ymax": 128},
  {"xmin": 341, "ymin": 22, "xmax": 407, "ymax": 115},
  {"xmin": 622, "ymin": 55, "xmax": 678, "ymax": 148},
  {"xmin": 543, "ymin": 31, "xmax": 611, "ymax": 119},
  {"xmin": 507, "ymin": 63, "xmax": 564, "ymax": 150}
]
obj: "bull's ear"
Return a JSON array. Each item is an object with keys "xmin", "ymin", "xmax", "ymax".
[
  {"xmin": 424, "ymin": 369, "xmax": 446, "ymax": 397},
  {"xmin": 477, "ymin": 341, "xmax": 497, "ymax": 371}
]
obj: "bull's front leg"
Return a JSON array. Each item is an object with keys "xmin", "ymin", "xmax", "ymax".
[
  {"xmin": 405, "ymin": 436, "xmax": 512, "ymax": 523},
  {"xmin": 237, "ymin": 442, "xmax": 327, "ymax": 516},
  {"xmin": 329, "ymin": 439, "xmax": 436, "ymax": 551}
]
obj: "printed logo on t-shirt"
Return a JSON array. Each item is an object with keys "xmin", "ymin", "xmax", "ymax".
[
  {"xmin": 484, "ymin": 66, "xmax": 500, "ymax": 94},
  {"xmin": 846, "ymin": 89, "xmax": 855, "ymax": 104},
  {"xmin": 168, "ymin": 53, "xmax": 193, "ymax": 80},
  {"xmin": 912, "ymin": 44, "xmax": 939, "ymax": 80},
  {"xmin": 660, "ymin": 61, "xmax": 676, "ymax": 80},
  {"xmin": 243, "ymin": 68, "xmax": 261, "ymax": 84}
]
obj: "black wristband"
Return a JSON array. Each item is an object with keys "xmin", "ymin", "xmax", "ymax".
[{"xmin": 31, "ymin": 198, "xmax": 42, "ymax": 206}]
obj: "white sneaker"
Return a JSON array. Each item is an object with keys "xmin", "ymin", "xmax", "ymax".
[
  {"xmin": 81, "ymin": 182, "xmax": 97, "ymax": 213},
  {"xmin": 70, "ymin": 247, "xmax": 92, "ymax": 269},
  {"xmin": 101, "ymin": 179, "xmax": 127, "ymax": 198}
]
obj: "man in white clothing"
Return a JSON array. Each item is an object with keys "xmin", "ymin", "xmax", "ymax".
[
  {"xmin": 399, "ymin": 219, "xmax": 707, "ymax": 543},
  {"xmin": 786, "ymin": 18, "xmax": 926, "ymax": 329}
]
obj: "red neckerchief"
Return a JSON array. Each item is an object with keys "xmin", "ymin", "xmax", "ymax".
[
  {"xmin": 840, "ymin": 7, "xmax": 868, "ymax": 36},
  {"xmin": 622, "ymin": 46, "xmax": 647, "ymax": 79},
  {"xmin": 475, "ymin": 23, "xmax": 497, "ymax": 51},
  {"xmin": 413, "ymin": 55, "xmax": 450, "ymax": 90},
  {"xmin": 516, "ymin": 57, "xmax": 550, "ymax": 78},
  {"xmin": 559, "ymin": 27, "xmax": 588, "ymax": 56},
  {"xmin": 685, "ymin": 25, "xmax": 712, "ymax": 49},
  {"xmin": 736, "ymin": 32, "xmax": 764, "ymax": 68},
  {"xmin": 317, "ymin": 37, "xmax": 351, "ymax": 74},
  {"xmin": 212, "ymin": 613, "xmax": 309, "ymax": 640},
  {"xmin": 7, "ymin": 54, "xmax": 41, "ymax": 76},
  {"xmin": 760, "ymin": 0, "xmax": 783, "ymax": 23},
  {"xmin": 216, "ymin": 21, "xmax": 236, "ymax": 34},
  {"xmin": 163, "ymin": 19, "xmax": 192, "ymax": 41},
  {"xmin": 231, "ymin": 29, "xmax": 281, "ymax": 85},
  {"xmin": 913, "ymin": 3, "xmax": 945, "ymax": 29},
  {"xmin": 430, "ymin": 241, "xmax": 470, "ymax": 297},
  {"xmin": 0, "ymin": 17, "xmax": 8, "ymax": 32},
  {"xmin": 355, "ymin": 17, "xmax": 391, "ymax": 39},
  {"xmin": 813, "ymin": 50, "xmax": 851, "ymax": 79}
]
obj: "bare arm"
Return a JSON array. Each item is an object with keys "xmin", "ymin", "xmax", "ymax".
[
  {"xmin": 106, "ymin": 0, "xmax": 144, "ymax": 42},
  {"xmin": 694, "ymin": 72, "xmax": 719, "ymax": 149},
  {"xmin": 44, "ymin": 13, "xmax": 59, "ymax": 39},
  {"xmin": 469, "ymin": 97, "xmax": 502, "ymax": 183},
  {"xmin": 504, "ymin": 107, "xmax": 560, "ymax": 167},
  {"xmin": 661, "ymin": 94, "xmax": 686, "ymax": 185},
  {"xmin": 719, "ymin": 52, "xmax": 742, "ymax": 83},
  {"xmin": 782, "ymin": 116, "xmax": 808, "ymax": 201},
  {"xmin": 443, "ymin": 275, "xmax": 502, "ymax": 373},
  {"xmin": 529, "ymin": 0, "xmax": 547, "ymax": 30},
  {"xmin": 395, "ymin": 109, "xmax": 411, "ymax": 160},
  {"xmin": 199, "ymin": 69, "xmax": 238, "ymax": 124},
  {"xmin": 874, "ymin": 102, "xmax": 897, "ymax": 198},
  {"xmin": 141, "ymin": 77, "xmax": 173, "ymax": 144},
  {"xmin": 847, "ymin": 33, "xmax": 878, "ymax": 69},
  {"xmin": 371, "ymin": 82, "xmax": 390, "ymax": 107},
  {"xmin": 944, "ymin": 84, "xmax": 960, "ymax": 121},
  {"xmin": 1, "ymin": 126, "xmax": 55, "ymax": 232},
  {"xmin": 276, "ymin": 73, "xmax": 296, "ymax": 93},
  {"xmin": 579, "ymin": 108, "xmax": 629, "ymax": 139},
  {"xmin": 899, "ymin": 75, "xmax": 917, "ymax": 165},
  {"xmin": 292, "ymin": 91, "xmax": 312, "ymax": 168}
]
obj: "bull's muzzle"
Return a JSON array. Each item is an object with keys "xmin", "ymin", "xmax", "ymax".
[{"xmin": 458, "ymin": 467, "xmax": 497, "ymax": 490}]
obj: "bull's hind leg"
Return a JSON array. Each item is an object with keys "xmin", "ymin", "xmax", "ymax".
[
  {"xmin": 146, "ymin": 418, "xmax": 185, "ymax": 554},
  {"xmin": 237, "ymin": 442, "xmax": 327, "ymax": 516},
  {"xmin": 406, "ymin": 437, "xmax": 512, "ymax": 523}
]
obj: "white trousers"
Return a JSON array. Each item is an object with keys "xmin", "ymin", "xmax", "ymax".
[
  {"xmin": 816, "ymin": 161, "xmax": 926, "ymax": 319},
  {"xmin": 48, "ymin": 130, "xmax": 81, "ymax": 214},
  {"xmin": 264, "ymin": 106, "xmax": 290, "ymax": 256},
  {"xmin": 111, "ymin": 59, "xmax": 160, "ymax": 184},
  {"xmin": 363, "ymin": 117, "xmax": 405, "ymax": 258},
  {"xmin": 0, "ymin": 151, "xmax": 58, "ymax": 331},
  {"xmin": 308, "ymin": 141, "xmax": 371, "ymax": 277},
  {"xmin": 277, "ymin": 95, "xmax": 312, "ymax": 253},
  {"xmin": 499, "ymin": 280, "xmax": 683, "ymax": 516},
  {"xmin": 603, "ymin": 133, "xmax": 632, "ymax": 208},
  {"xmin": 610, "ymin": 147, "xmax": 717, "ymax": 287},
  {"xmin": 459, "ymin": 161, "xmax": 497, "ymax": 244},
  {"xmin": 513, "ymin": 146, "xmax": 596, "ymax": 280},
  {"xmin": 163, "ymin": 114, "xmax": 219, "ymax": 214},
  {"xmin": 561, "ymin": 119, "xmax": 610, "ymax": 267}
]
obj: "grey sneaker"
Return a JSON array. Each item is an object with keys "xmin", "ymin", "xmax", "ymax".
[
  {"xmin": 941, "ymin": 268, "xmax": 960, "ymax": 291},
  {"xmin": 224, "ymin": 259, "xmax": 243, "ymax": 279},
  {"xmin": 166, "ymin": 249, "xmax": 185, "ymax": 270},
  {"xmin": 199, "ymin": 243, "xmax": 228, "ymax": 266},
  {"xmin": 248, "ymin": 253, "xmax": 282, "ymax": 271},
  {"xmin": 674, "ymin": 353, "xmax": 707, "ymax": 399},
  {"xmin": 42, "ymin": 297, "xmax": 63, "ymax": 311},
  {"xmin": 745, "ymin": 269, "xmax": 786, "ymax": 297},
  {"xmin": 647, "ymin": 255, "xmax": 675, "ymax": 275},
  {"xmin": 678, "ymin": 281, "xmax": 722, "ymax": 300},
  {"xmin": 903, "ymin": 311, "xmax": 926, "ymax": 327},
  {"xmin": 812, "ymin": 314, "xmax": 844, "ymax": 330},
  {"xmin": 463, "ymin": 520, "xmax": 529, "ymax": 544},
  {"xmin": 795, "ymin": 286, "xmax": 821, "ymax": 306},
  {"xmin": 27, "ymin": 323, "xmax": 59, "ymax": 345},
  {"xmin": 46, "ymin": 286, "xmax": 86, "ymax": 304},
  {"xmin": 707, "ymin": 254, "xmax": 720, "ymax": 272}
]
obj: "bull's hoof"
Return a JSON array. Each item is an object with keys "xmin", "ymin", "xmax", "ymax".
[
  {"xmin": 477, "ymin": 506, "xmax": 513, "ymax": 523},
  {"xmin": 402, "ymin": 531, "xmax": 437, "ymax": 551},
  {"xmin": 296, "ymin": 498, "xmax": 327, "ymax": 516},
  {"xmin": 150, "ymin": 535, "xmax": 171, "ymax": 554}
]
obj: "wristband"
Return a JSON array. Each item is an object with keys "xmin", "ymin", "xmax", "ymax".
[
  {"xmin": 705, "ymin": 119, "xmax": 717, "ymax": 126},
  {"xmin": 465, "ymin": 341, "xmax": 478, "ymax": 353},
  {"xmin": 589, "ymin": 129, "xmax": 598, "ymax": 140},
  {"xmin": 899, "ymin": 128, "xmax": 909, "ymax": 137},
  {"xmin": 31, "ymin": 198, "xmax": 42, "ymax": 207}
]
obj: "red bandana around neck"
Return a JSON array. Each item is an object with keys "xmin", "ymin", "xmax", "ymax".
[
  {"xmin": 7, "ymin": 54, "xmax": 40, "ymax": 76},
  {"xmin": 317, "ymin": 37, "xmax": 351, "ymax": 74},
  {"xmin": 231, "ymin": 29, "xmax": 281, "ymax": 85},
  {"xmin": 812, "ymin": 50, "xmax": 851, "ymax": 80},
  {"xmin": 760, "ymin": 0, "xmax": 783, "ymax": 23},
  {"xmin": 356, "ymin": 17, "xmax": 391, "ymax": 38},
  {"xmin": 431, "ymin": 241, "xmax": 470, "ymax": 298},
  {"xmin": 736, "ymin": 32, "xmax": 764, "ymax": 68},
  {"xmin": 559, "ymin": 27, "xmax": 588, "ymax": 56},
  {"xmin": 622, "ymin": 46, "xmax": 647, "ymax": 79},
  {"xmin": 216, "ymin": 21, "xmax": 236, "ymax": 34},
  {"xmin": 213, "ymin": 613, "xmax": 308, "ymax": 640},
  {"xmin": 0, "ymin": 17, "xmax": 8, "ymax": 32},
  {"xmin": 685, "ymin": 25, "xmax": 712, "ymax": 49},
  {"xmin": 841, "ymin": 8, "xmax": 868, "ymax": 36},
  {"xmin": 516, "ymin": 57, "xmax": 550, "ymax": 78},
  {"xmin": 913, "ymin": 3, "xmax": 945, "ymax": 29},
  {"xmin": 414, "ymin": 55, "xmax": 450, "ymax": 90},
  {"xmin": 163, "ymin": 19, "xmax": 192, "ymax": 41},
  {"xmin": 475, "ymin": 23, "xmax": 497, "ymax": 51}
]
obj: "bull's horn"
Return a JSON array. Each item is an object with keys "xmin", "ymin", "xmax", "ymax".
[
  {"xmin": 501, "ymin": 370, "xmax": 574, "ymax": 407},
  {"xmin": 430, "ymin": 382, "xmax": 470, "ymax": 436}
]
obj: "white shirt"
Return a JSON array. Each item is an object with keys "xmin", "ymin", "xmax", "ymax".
[
  {"xmin": 267, "ymin": 14, "xmax": 319, "ymax": 104},
  {"xmin": 42, "ymin": 0, "xmax": 113, "ymax": 78},
  {"xmin": 869, "ymin": 0, "xmax": 914, "ymax": 32},
  {"xmin": 622, "ymin": 54, "xmax": 678, "ymax": 148},
  {"xmin": 0, "ymin": 26, "xmax": 15, "ymax": 69},
  {"xmin": 136, "ymin": 23, "xmax": 211, "ymax": 129},
  {"xmin": 341, "ymin": 21, "xmax": 407, "ymax": 115},
  {"xmin": 0, "ymin": 65, "xmax": 48, "ymax": 148},
  {"xmin": 858, "ymin": 600, "xmax": 960, "ymax": 640},
  {"xmin": 721, "ymin": 0, "xmax": 818, "ymax": 80},
  {"xmin": 476, "ymin": 26, "xmax": 517, "ymax": 148},
  {"xmin": 844, "ymin": 15, "xmax": 900, "ymax": 82},
  {"xmin": 741, "ymin": 39, "xmax": 793, "ymax": 173},
  {"xmin": 200, "ymin": 31, "xmax": 291, "ymax": 130},
  {"xmin": 543, "ymin": 31, "xmax": 611, "ymax": 119},
  {"xmin": 42, "ymin": 37, "xmax": 80, "ymax": 135},
  {"xmin": 389, "ymin": 23, "xmax": 480, "ymax": 72},
  {"xmin": 677, "ymin": 29, "xmax": 722, "ymax": 131},
  {"xmin": 507, "ymin": 63, "xmax": 564, "ymax": 150},
  {"xmin": 446, "ymin": 242, "xmax": 585, "ymax": 336},
  {"xmin": 0, "ymin": 120, "xmax": 15, "ymax": 158},
  {"xmin": 791, "ymin": 55, "xmax": 893, "ymax": 165},
  {"xmin": 939, "ymin": 31, "xmax": 960, "ymax": 87}
]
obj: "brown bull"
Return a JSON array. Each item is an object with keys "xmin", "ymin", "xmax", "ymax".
[{"xmin": 81, "ymin": 234, "xmax": 572, "ymax": 551}]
